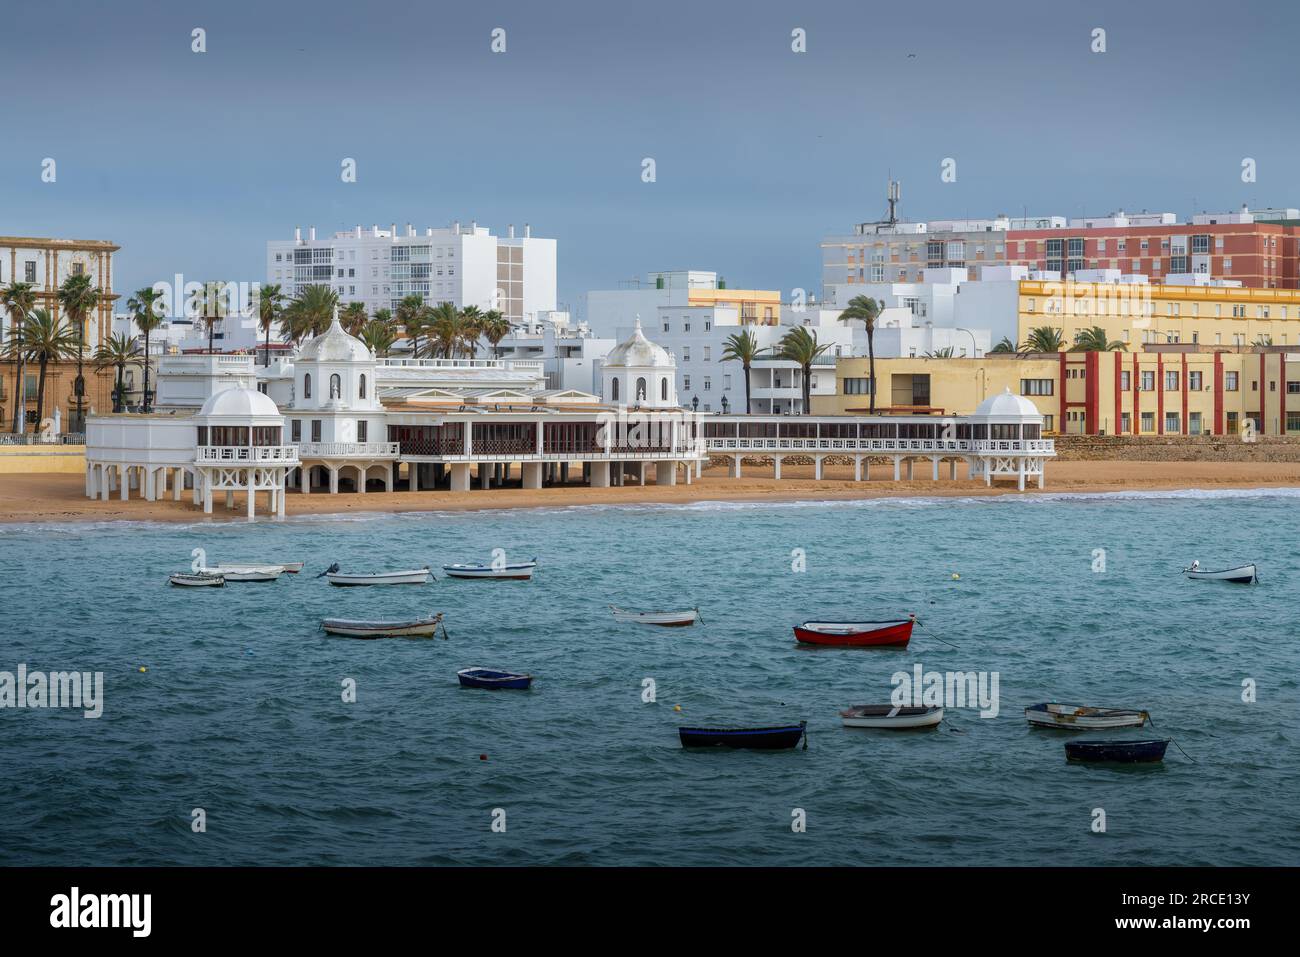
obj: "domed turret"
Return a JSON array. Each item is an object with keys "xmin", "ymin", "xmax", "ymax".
[
  {"xmin": 293, "ymin": 306, "xmax": 380, "ymax": 412},
  {"xmin": 974, "ymin": 386, "xmax": 1041, "ymax": 419},
  {"xmin": 601, "ymin": 316, "xmax": 678, "ymax": 408}
]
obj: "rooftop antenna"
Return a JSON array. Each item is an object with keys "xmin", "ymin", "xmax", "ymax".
[{"xmin": 886, "ymin": 177, "xmax": 901, "ymax": 226}]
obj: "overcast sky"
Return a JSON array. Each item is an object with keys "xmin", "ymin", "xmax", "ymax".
[{"xmin": 2, "ymin": 0, "xmax": 1294, "ymax": 314}]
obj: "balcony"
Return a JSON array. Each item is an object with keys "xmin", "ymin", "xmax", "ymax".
[
  {"xmin": 196, "ymin": 445, "xmax": 300, "ymax": 463},
  {"xmin": 297, "ymin": 441, "xmax": 400, "ymax": 458}
]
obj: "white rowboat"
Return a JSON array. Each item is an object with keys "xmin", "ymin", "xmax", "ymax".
[
  {"xmin": 840, "ymin": 705, "xmax": 944, "ymax": 729},
  {"xmin": 1025, "ymin": 702, "xmax": 1149, "ymax": 730},
  {"xmin": 609, "ymin": 605, "xmax": 699, "ymax": 627},
  {"xmin": 325, "ymin": 567, "xmax": 432, "ymax": 586},
  {"xmin": 1183, "ymin": 562, "xmax": 1257, "ymax": 584},
  {"xmin": 200, "ymin": 565, "xmax": 282, "ymax": 582},
  {"xmin": 321, "ymin": 614, "xmax": 445, "ymax": 638},
  {"xmin": 169, "ymin": 572, "xmax": 225, "ymax": 588},
  {"xmin": 443, "ymin": 558, "xmax": 536, "ymax": 580}
]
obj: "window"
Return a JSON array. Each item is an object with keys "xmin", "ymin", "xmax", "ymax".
[
  {"xmin": 291, "ymin": 420, "xmax": 301, "ymax": 442},
  {"xmin": 703, "ymin": 347, "xmax": 711, "ymax": 362},
  {"xmin": 359, "ymin": 374, "xmax": 366, "ymax": 399},
  {"xmin": 1165, "ymin": 413, "xmax": 1180, "ymax": 433},
  {"xmin": 683, "ymin": 375, "xmax": 690, "ymax": 390},
  {"xmin": 1288, "ymin": 412, "xmax": 1300, "ymax": 433},
  {"xmin": 611, "ymin": 378, "xmax": 620, "ymax": 401},
  {"xmin": 635, "ymin": 377, "xmax": 648, "ymax": 401},
  {"xmin": 1190, "ymin": 411, "xmax": 1203, "ymax": 434},
  {"xmin": 303, "ymin": 373, "xmax": 312, "ymax": 398},
  {"xmin": 1120, "ymin": 370, "xmax": 1131, "ymax": 390},
  {"xmin": 1225, "ymin": 371, "xmax": 1239, "ymax": 391},
  {"xmin": 660, "ymin": 378, "xmax": 668, "ymax": 401},
  {"xmin": 682, "ymin": 347, "xmax": 690, "ymax": 362},
  {"xmin": 1020, "ymin": 379, "xmax": 1054, "ymax": 396},
  {"xmin": 1189, "ymin": 371, "xmax": 1203, "ymax": 391},
  {"xmin": 1120, "ymin": 412, "xmax": 1131, "ymax": 433},
  {"xmin": 684, "ymin": 322, "xmax": 691, "ymax": 332},
  {"xmin": 1140, "ymin": 371, "xmax": 1155, "ymax": 391},
  {"xmin": 703, "ymin": 377, "xmax": 711, "ymax": 391},
  {"xmin": 1165, "ymin": 371, "xmax": 1179, "ymax": 391},
  {"xmin": 311, "ymin": 420, "xmax": 322, "ymax": 442},
  {"xmin": 843, "ymin": 377, "xmax": 874, "ymax": 395},
  {"xmin": 1288, "ymin": 381, "xmax": 1300, "ymax": 394},
  {"xmin": 329, "ymin": 374, "xmax": 341, "ymax": 399},
  {"xmin": 24, "ymin": 261, "xmax": 36, "ymax": 282},
  {"xmin": 1140, "ymin": 411, "xmax": 1155, "ymax": 432},
  {"xmin": 357, "ymin": 420, "xmax": 368, "ymax": 442},
  {"xmin": 663, "ymin": 322, "xmax": 670, "ymax": 333}
]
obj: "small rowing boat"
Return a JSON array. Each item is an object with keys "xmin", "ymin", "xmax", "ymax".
[
  {"xmin": 1026, "ymin": 702, "xmax": 1149, "ymax": 730},
  {"xmin": 443, "ymin": 557, "xmax": 537, "ymax": 580},
  {"xmin": 321, "ymin": 613, "xmax": 446, "ymax": 639},
  {"xmin": 324, "ymin": 567, "xmax": 431, "ymax": 586},
  {"xmin": 457, "ymin": 668, "xmax": 533, "ymax": 690},
  {"xmin": 278, "ymin": 562, "xmax": 304, "ymax": 574},
  {"xmin": 793, "ymin": 619, "xmax": 913, "ymax": 647},
  {"xmin": 609, "ymin": 605, "xmax": 700, "ymax": 627},
  {"xmin": 1064, "ymin": 739, "xmax": 1170, "ymax": 764},
  {"xmin": 839, "ymin": 705, "xmax": 943, "ymax": 729},
  {"xmin": 1183, "ymin": 561, "xmax": 1257, "ymax": 584},
  {"xmin": 169, "ymin": 572, "xmax": 225, "ymax": 588},
  {"xmin": 199, "ymin": 565, "xmax": 282, "ymax": 582},
  {"xmin": 679, "ymin": 721, "xmax": 807, "ymax": 750}
]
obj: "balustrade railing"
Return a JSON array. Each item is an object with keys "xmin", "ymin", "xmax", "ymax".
[
  {"xmin": 196, "ymin": 445, "xmax": 300, "ymax": 463},
  {"xmin": 297, "ymin": 441, "xmax": 400, "ymax": 457},
  {"xmin": 704, "ymin": 437, "xmax": 1055, "ymax": 455}
]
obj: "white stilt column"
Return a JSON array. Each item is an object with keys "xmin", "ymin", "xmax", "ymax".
[
  {"xmin": 853, "ymin": 457, "xmax": 862, "ymax": 481},
  {"xmin": 120, "ymin": 465, "xmax": 129, "ymax": 501},
  {"xmin": 450, "ymin": 463, "xmax": 471, "ymax": 491},
  {"xmin": 932, "ymin": 457, "xmax": 940, "ymax": 481},
  {"xmin": 328, "ymin": 467, "xmax": 339, "ymax": 494},
  {"xmin": 905, "ymin": 460, "xmax": 914, "ymax": 480},
  {"xmin": 203, "ymin": 476, "xmax": 213, "ymax": 513},
  {"xmin": 522, "ymin": 462, "xmax": 543, "ymax": 489},
  {"xmin": 774, "ymin": 456, "xmax": 783, "ymax": 480},
  {"xmin": 356, "ymin": 467, "xmax": 367, "ymax": 493},
  {"xmin": 656, "ymin": 461, "xmax": 676, "ymax": 486},
  {"xmin": 638, "ymin": 461, "xmax": 646, "ymax": 486},
  {"xmin": 814, "ymin": 456, "xmax": 823, "ymax": 480},
  {"xmin": 892, "ymin": 457, "xmax": 901, "ymax": 481},
  {"xmin": 731, "ymin": 455, "xmax": 742, "ymax": 478},
  {"xmin": 949, "ymin": 459, "xmax": 957, "ymax": 481},
  {"xmin": 174, "ymin": 468, "xmax": 184, "ymax": 501},
  {"xmin": 247, "ymin": 480, "xmax": 256, "ymax": 520},
  {"xmin": 589, "ymin": 461, "xmax": 610, "ymax": 487}
]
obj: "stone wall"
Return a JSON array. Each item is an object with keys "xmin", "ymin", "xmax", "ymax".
[{"xmin": 1052, "ymin": 435, "xmax": 1300, "ymax": 462}]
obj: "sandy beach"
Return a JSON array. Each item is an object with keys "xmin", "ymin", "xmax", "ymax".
[{"xmin": 3, "ymin": 460, "xmax": 1300, "ymax": 525}]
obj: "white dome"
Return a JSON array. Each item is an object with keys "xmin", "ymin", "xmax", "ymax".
[
  {"xmin": 198, "ymin": 387, "xmax": 280, "ymax": 418},
  {"xmin": 297, "ymin": 309, "xmax": 372, "ymax": 364},
  {"xmin": 975, "ymin": 387, "xmax": 1040, "ymax": 418},
  {"xmin": 604, "ymin": 317, "xmax": 673, "ymax": 368}
]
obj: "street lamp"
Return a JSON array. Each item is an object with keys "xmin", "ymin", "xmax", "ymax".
[
  {"xmin": 955, "ymin": 327, "xmax": 980, "ymax": 358},
  {"xmin": 691, "ymin": 395, "xmax": 699, "ymax": 412},
  {"xmin": 721, "ymin": 394, "xmax": 730, "ymax": 414}
]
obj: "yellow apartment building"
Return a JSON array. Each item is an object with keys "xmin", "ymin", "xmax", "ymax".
[
  {"xmin": 686, "ymin": 287, "xmax": 781, "ymax": 325},
  {"xmin": 816, "ymin": 348, "xmax": 1299, "ymax": 437}
]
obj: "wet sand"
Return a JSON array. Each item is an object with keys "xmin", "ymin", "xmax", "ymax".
[{"xmin": 3, "ymin": 461, "xmax": 1300, "ymax": 525}]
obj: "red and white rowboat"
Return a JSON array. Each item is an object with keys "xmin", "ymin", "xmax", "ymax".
[{"xmin": 793, "ymin": 618, "xmax": 914, "ymax": 647}]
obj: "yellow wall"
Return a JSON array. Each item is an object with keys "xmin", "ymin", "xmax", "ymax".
[
  {"xmin": 688, "ymin": 288, "xmax": 782, "ymax": 325},
  {"xmin": 813, "ymin": 356, "xmax": 1059, "ymax": 418},
  {"xmin": 0, "ymin": 445, "xmax": 86, "ymax": 474},
  {"xmin": 1019, "ymin": 279, "xmax": 1300, "ymax": 349}
]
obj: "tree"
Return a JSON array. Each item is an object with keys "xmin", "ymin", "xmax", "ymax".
[
  {"xmin": 838, "ymin": 295, "xmax": 882, "ymax": 413},
  {"xmin": 94, "ymin": 333, "xmax": 140, "ymax": 413},
  {"xmin": 282, "ymin": 285, "xmax": 337, "ymax": 343},
  {"xmin": 427, "ymin": 302, "xmax": 463, "ymax": 358},
  {"xmin": 720, "ymin": 329, "xmax": 766, "ymax": 414},
  {"xmin": 459, "ymin": 305, "xmax": 484, "ymax": 358},
  {"xmin": 192, "ymin": 280, "xmax": 233, "ymax": 354},
  {"xmin": 22, "ymin": 308, "xmax": 79, "ymax": 426},
  {"xmin": 341, "ymin": 302, "xmax": 369, "ymax": 337},
  {"xmin": 1020, "ymin": 326, "xmax": 1065, "ymax": 353},
  {"xmin": 990, "ymin": 336, "xmax": 1017, "ymax": 354},
  {"xmin": 257, "ymin": 283, "xmax": 285, "ymax": 366},
  {"xmin": 359, "ymin": 318, "xmax": 397, "ymax": 357},
  {"xmin": 127, "ymin": 287, "xmax": 165, "ymax": 412},
  {"xmin": 481, "ymin": 310, "xmax": 510, "ymax": 358},
  {"xmin": 777, "ymin": 326, "xmax": 830, "ymax": 414},
  {"xmin": 395, "ymin": 294, "xmax": 427, "ymax": 357},
  {"xmin": 3, "ymin": 281, "xmax": 38, "ymax": 432},
  {"xmin": 925, "ymin": 346, "xmax": 956, "ymax": 358},
  {"xmin": 1069, "ymin": 326, "xmax": 1127, "ymax": 352},
  {"xmin": 57, "ymin": 273, "xmax": 102, "ymax": 430}
]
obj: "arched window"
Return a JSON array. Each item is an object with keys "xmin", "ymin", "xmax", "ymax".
[
  {"xmin": 611, "ymin": 378, "xmax": 620, "ymax": 401},
  {"xmin": 660, "ymin": 378, "xmax": 668, "ymax": 401},
  {"xmin": 330, "ymin": 374, "xmax": 341, "ymax": 399},
  {"xmin": 359, "ymin": 374, "xmax": 367, "ymax": 399},
  {"xmin": 636, "ymin": 377, "xmax": 647, "ymax": 402},
  {"xmin": 303, "ymin": 373, "xmax": 312, "ymax": 399}
]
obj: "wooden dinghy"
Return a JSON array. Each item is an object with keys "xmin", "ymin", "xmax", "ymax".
[
  {"xmin": 442, "ymin": 557, "xmax": 537, "ymax": 580},
  {"xmin": 323, "ymin": 566, "xmax": 431, "ymax": 586},
  {"xmin": 1183, "ymin": 561, "xmax": 1257, "ymax": 584},
  {"xmin": 839, "ymin": 704, "xmax": 943, "ymax": 729},
  {"xmin": 199, "ymin": 564, "xmax": 282, "ymax": 582},
  {"xmin": 678, "ymin": 721, "xmax": 807, "ymax": 750},
  {"xmin": 321, "ymin": 613, "xmax": 446, "ymax": 639},
  {"xmin": 1025, "ymin": 702, "xmax": 1149, "ymax": 730},
  {"xmin": 793, "ymin": 618, "xmax": 913, "ymax": 647},
  {"xmin": 609, "ymin": 605, "xmax": 700, "ymax": 627},
  {"xmin": 169, "ymin": 572, "xmax": 225, "ymax": 588},
  {"xmin": 457, "ymin": 668, "xmax": 533, "ymax": 690},
  {"xmin": 1064, "ymin": 739, "xmax": 1170, "ymax": 764},
  {"xmin": 223, "ymin": 561, "xmax": 304, "ymax": 574}
]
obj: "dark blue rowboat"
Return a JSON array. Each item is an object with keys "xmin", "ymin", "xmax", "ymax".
[
  {"xmin": 1064, "ymin": 739, "xmax": 1170, "ymax": 763},
  {"xmin": 457, "ymin": 668, "xmax": 533, "ymax": 690},
  {"xmin": 679, "ymin": 721, "xmax": 807, "ymax": 750}
]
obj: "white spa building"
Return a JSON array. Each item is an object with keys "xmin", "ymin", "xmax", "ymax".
[{"xmin": 83, "ymin": 313, "xmax": 1054, "ymax": 519}]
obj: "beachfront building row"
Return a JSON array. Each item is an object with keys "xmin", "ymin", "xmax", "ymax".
[{"xmin": 816, "ymin": 347, "xmax": 1300, "ymax": 437}]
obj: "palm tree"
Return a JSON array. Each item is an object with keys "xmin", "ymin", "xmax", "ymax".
[
  {"xmin": 94, "ymin": 333, "xmax": 139, "ymax": 413},
  {"xmin": 283, "ymin": 285, "xmax": 337, "ymax": 343},
  {"xmin": 127, "ymin": 287, "xmax": 165, "ymax": 412},
  {"xmin": 359, "ymin": 318, "xmax": 397, "ymax": 357},
  {"xmin": 3, "ymin": 281, "xmax": 38, "ymax": 433},
  {"xmin": 924, "ymin": 346, "xmax": 957, "ymax": 358},
  {"xmin": 459, "ymin": 305, "xmax": 484, "ymax": 358},
  {"xmin": 395, "ymin": 294, "xmax": 427, "ymax": 357},
  {"xmin": 838, "ymin": 295, "xmax": 882, "ymax": 413},
  {"xmin": 1019, "ymin": 326, "xmax": 1066, "ymax": 353},
  {"xmin": 22, "ymin": 308, "xmax": 79, "ymax": 425},
  {"xmin": 481, "ymin": 310, "xmax": 510, "ymax": 358},
  {"xmin": 57, "ymin": 273, "xmax": 101, "ymax": 431},
  {"xmin": 720, "ymin": 329, "xmax": 766, "ymax": 414},
  {"xmin": 257, "ymin": 283, "xmax": 285, "ymax": 366},
  {"xmin": 427, "ymin": 302, "xmax": 463, "ymax": 358},
  {"xmin": 777, "ymin": 326, "xmax": 830, "ymax": 414},
  {"xmin": 1253, "ymin": 334, "xmax": 1274, "ymax": 348},
  {"xmin": 990, "ymin": 336, "xmax": 1017, "ymax": 354},
  {"xmin": 192, "ymin": 280, "xmax": 232, "ymax": 354},
  {"xmin": 1069, "ymin": 326, "xmax": 1127, "ymax": 352},
  {"xmin": 341, "ymin": 302, "xmax": 369, "ymax": 337}
]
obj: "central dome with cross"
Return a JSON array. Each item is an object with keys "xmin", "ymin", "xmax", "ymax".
[
  {"xmin": 601, "ymin": 316, "xmax": 678, "ymax": 409},
  {"xmin": 293, "ymin": 305, "xmax": 381, "ymax": 412}
]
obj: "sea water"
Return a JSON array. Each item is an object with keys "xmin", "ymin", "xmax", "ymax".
[{"xmin": 1, "ymin": 490, "xmax": 1297, "ymax": 866}]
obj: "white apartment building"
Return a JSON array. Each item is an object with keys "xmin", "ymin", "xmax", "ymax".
[
  {"xmin": 266, "ymin": 221, "xmax": 557, "ymax": 324},
  {"xmin": 824, "ymin": 266, "xmax": 1015, "ymax": 347},
  {"xmin": 493, "ymin": 311, "xmax": 616, "ymax": 394}
]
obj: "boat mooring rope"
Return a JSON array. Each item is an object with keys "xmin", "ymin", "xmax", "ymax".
[
  {"xmin": 1146, "ymin": 716, "xmax": 1196, "ymax": 762},
  {"xmin": 907, "ymin": 615, "xmax": 961, "ymax": 650}
]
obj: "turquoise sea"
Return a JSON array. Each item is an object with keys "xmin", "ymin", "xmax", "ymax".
[{"xmin": 2, "ymin": 490, "xmax": 1298, "ymax": 866}]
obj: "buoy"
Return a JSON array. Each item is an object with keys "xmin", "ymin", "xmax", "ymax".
[
  {"xmin": 951, "ymin": 573, "xmax": 960, "ymax": 580},
  {"xmin": 673, "ymin": 704, "xmax": 682, "ymax": 712},
  {"xmin": 138, "ymin": 666, "xmax": 148, "ymax": 673},
  {"xmin": 479, "ymin": 754, "xmax": 487, "ymax": 761}
]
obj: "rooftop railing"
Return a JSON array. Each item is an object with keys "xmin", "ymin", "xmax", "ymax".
[{"xmin": 196, "ymin": 445, "xmax": 300, "ymax": 463}]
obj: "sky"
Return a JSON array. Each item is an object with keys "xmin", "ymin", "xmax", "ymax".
[{"xmin": 2, "ymin": 0, "xmax": 1297, "ymax": 316}]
